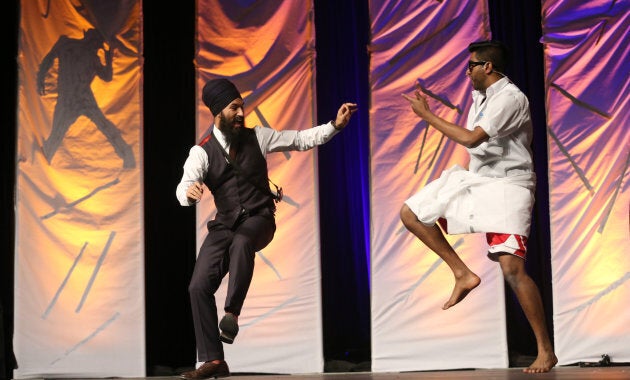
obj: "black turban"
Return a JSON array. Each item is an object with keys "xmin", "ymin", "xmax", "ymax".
[{"xmin": 202, "ymin": 78, "xmax": 242, "ymax": 116}]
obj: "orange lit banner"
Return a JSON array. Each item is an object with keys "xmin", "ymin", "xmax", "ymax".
[
  {"xmin": 14, "ymin": 0, "xmax": 144, "ymax": 377},
  {"xmin": 541, "ymin": 0, "xmax": 630, "ymax": 365},
  {"xmin": 195, "ymin": 0, "xmax": 322, "ymax": 373},
  {"xmin": 369, "ymin": 1, "xmax": 509, "ymax": 371}
]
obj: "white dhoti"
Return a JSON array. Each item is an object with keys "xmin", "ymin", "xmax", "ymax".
[{"xmin": 405, "ymin": 165, "xmax": 536, "ymax": 236}]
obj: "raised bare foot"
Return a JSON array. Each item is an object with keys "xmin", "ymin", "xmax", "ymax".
[
  {"xmin": 523, "ymin": 352, "xmax": 558, "ymax": 373},
  {"xmin": 442, "ymin": 272, "xmax": 481, "ymax": 310}
]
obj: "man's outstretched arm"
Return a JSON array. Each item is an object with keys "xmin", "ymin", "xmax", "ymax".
[{"xmin": 258, "ymin": 102, "xmax": 358, "ymax": 153}]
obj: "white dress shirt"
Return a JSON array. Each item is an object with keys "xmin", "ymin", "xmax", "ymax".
[{"xmin": 176, "ymin": 122, "xmax": 339, "ymax": 206}]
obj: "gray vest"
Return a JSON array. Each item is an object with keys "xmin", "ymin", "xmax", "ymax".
[{"xmin": 200, "ymin": 128, "xmax": 276, "ymax": 229}]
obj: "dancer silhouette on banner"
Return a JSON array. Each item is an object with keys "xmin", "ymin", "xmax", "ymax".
[{"xmin": 37, "ymin": 28, "xmax": 135, "ymax": 168}]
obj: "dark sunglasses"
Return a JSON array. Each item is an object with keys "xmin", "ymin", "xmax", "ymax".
[{"xmin": 467, "ymin": 60, "xmax": 487, "ymax": 71}]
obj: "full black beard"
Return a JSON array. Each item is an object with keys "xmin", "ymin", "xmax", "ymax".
[{"xmin": 218, "ymin": 114, "xmax": 245, "ymax": 144}]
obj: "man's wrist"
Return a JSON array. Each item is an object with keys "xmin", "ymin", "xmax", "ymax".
[{"xmin": 331, "ymin": 119, "xmax": 342, "ymax": 130}]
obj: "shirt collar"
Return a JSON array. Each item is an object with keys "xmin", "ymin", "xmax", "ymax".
[
  {"xmin": 212, "ymin": 125, "xmax": 230, "ymax": 149},
  {"xmin": 485, "ymin": 77, "xmax": 510, "ymax": 98},
  {"xmin": 473, "ymin": 77, "xmax": 510, "ymax": 101},
  {"xmin": 472, "ymin": 77, "xmax": 510, "ymax": 101}
]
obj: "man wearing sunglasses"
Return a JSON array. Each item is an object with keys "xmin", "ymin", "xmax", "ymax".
[{"xmin": 401, "ymin": 40, "xmax": 557, "ymax": 373}]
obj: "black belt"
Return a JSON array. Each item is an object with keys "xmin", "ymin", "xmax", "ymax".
[{"xmin": 238, "ymin": 206, "xmax": 274, "ymax": 220}]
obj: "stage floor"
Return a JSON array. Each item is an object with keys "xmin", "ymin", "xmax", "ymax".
[{"xmin": 26, "ymin": 366, "xmax": 630, "ymax": 380}]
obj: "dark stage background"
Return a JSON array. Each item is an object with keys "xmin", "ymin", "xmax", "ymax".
[{"xmin": 1, "ymin": 1, "xmax": 551, "ymax": 377}]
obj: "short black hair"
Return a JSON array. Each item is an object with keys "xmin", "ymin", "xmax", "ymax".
[{"xmin": 468, "ymin": 40, "xmax": 509, "ymax": 72}]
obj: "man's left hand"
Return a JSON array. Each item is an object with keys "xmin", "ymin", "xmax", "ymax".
[{"xmin": 334, "ymin": 102, "xmax": 358, "ymax": 130}]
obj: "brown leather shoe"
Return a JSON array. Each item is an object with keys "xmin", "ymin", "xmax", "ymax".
[{"xmin": 180, "ymin": 360, "xmax": 230, "ymax": 379}]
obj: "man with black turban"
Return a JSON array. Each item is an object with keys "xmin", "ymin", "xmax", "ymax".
[{"xmin": 176, "ymin": 78, "xmax": 357, "ymax": 379}]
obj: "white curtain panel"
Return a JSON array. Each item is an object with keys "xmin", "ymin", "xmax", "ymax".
[
  {"xmin": 369, "ymin": 0, "xmax": 510, "ymax": 371},
  {"xmin": 14, "ymin": 0, "xmax": 144, "ymax": 377},
  {"xmin": 541, "ymin": 0, "xmax": 630, "ymax": 365},
  {"xmin": 194, "ymin": 0, "xmax": 323, "ymax": 374}
]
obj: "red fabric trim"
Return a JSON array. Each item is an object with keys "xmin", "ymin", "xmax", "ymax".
[
  {"xmin": 198, "ymin": 132, "xmax": 213, "ymax": 146},
  {"xmin": 486, "ymin": 233, "xmax": 528, "ymax": 259}
]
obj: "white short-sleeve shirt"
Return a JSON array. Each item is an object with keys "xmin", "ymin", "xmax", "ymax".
[{"xmin": 467, "ymin": 77, "xmax": 534, "ymax": 177}]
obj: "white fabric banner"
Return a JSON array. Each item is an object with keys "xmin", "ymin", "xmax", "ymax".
[
  {"xmin": 194, "ymin": 0, "xmax": 323, "ymax": 374},
  {"xmin": 14, "ymin": 0, "xmax": 144, "ymax": 377},
  {"xmin": 369, "ymin": 0, "xmax": 509, "ymax": 371},
  {"xmin": 541, "ymin": 0, "xmax": 630, "ymax": 365}
]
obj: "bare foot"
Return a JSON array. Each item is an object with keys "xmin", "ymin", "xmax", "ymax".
[
  {"xmin": 523, "ymin": 352, "xmax": 558, "ymax": 373},
  {"xmin": 442, "ymin": 272, "xmax": 481, "ymax": 310}
]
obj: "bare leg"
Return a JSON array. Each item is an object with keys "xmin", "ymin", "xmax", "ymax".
[
  {"xmin": 400, "ymin": 205, "xmax": 480, "ymax": 309},
  {"xmin": 498, "ymin": 254, "xmax": 558, "ymax": 373}
]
